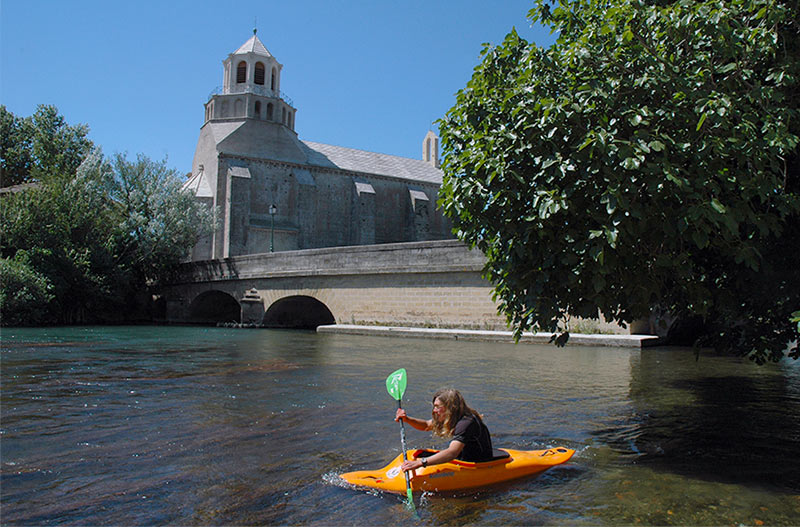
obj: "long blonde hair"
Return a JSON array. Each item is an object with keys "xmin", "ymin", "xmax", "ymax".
[{"xmin": 430, "ymin": 388, "xmax": 483, "ymax": 439}]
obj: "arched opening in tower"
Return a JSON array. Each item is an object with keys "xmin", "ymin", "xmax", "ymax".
[
  {"xmin": 188, "ymin": 290, "xmax": 240, "ymax": 325},
  {"xmin": 262, "ymin": 296, "xmax": 335, "ymax": 329}
]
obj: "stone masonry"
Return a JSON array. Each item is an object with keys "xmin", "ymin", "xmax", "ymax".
[{"xmin": 160, "ymin": 239, "xmax": 628, "ymax": 334}]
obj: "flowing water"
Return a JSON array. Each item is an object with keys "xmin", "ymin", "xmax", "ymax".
[{"xmin": 1, "ymin": 326, "xmax": 799, "ymax": 525}]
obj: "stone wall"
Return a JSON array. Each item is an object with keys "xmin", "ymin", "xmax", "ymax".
[
  {"xmin": 163, "ymin": 240, "xmax": 493, "ymax": 327},
  {"xmin": 214, "ymin": 154, "xmax": 450, "ymax": 256}
]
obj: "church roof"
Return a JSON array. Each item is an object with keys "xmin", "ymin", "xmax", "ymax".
[
  {"xmin": 301, "ymin": 141, "xmax": 443, "ymax": 185},
  {"xmin": 233, "ymin": 33, "xmax": 273, "ymax": 57},
  {"xmin": 181, "ymin": 169, "xmax": 213, "ymax": 198}
]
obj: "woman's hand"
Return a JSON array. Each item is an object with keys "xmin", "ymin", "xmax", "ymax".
[
  {"xmin": 395, "ymin": 408, "xmax": 433, "ymax": 431},
  {"xmin": 401, "ymin": 459, "xmax": 423, "ymax": 472}
]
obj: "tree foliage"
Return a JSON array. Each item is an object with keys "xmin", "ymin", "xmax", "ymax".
[
  {"xmin": 1, "ymin": 144, "xmax": 122, "ymax": 323},
  {"xmin": 0, "ymin": 107, "xmax": 214, "ymax": 325},
  {"xmin": 108, "ymin": 153, "xmax": 215, "ymax": 285},
  {"xmin": 0, "ymin": 104, "xmax": 93, "ymax": 187},
  {"xmin": 438, "ymin": 0, "xmax": 800, "ymax": 363},
  {"xmin": 0, "ymin": 255, "xmax": 54, "ymax": 326}
]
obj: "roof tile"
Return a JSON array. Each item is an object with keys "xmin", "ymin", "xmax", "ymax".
[
  {"xmin": 301, "ymin": 141, "xmax": 442, "ymax": 185},
  {"xmin": 233, "ymin": 35, "xmax": 273, "ymax": 57}
]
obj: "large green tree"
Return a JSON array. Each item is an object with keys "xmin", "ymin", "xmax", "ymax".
[
  {"xmin": 1, "ymin": 150, "xmax": 125, "ymax": 323},
  {"xmin": 0, "ymin": 104, "xmax": 93, "ymax": 187},
  {"xmin": 1, "ymin": 107, "xmax": 213, "ymax": 325},
  {"xmin": 108, "ymin": 152, "xmax": 215, "ymax": 286},
  {"xmin": 438, "ymin": 0, "xmax": 799, "ymax": 363}
]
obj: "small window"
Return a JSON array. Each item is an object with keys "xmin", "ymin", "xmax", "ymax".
[
  {"xmin": 267, "ymin": 103, "xmax": 274, "ymax": 121},
  {"xmin": 237, "ymin": 61, "xmax": 247, "ymax": 84},
  {"xmin": 255, "ymin": 101, "xmax": 261, "ymax": 118},
  {"xmin": 255, "ymin": 62, "xmax": 265, "ymax": 85},
  {"xmin": 271, "ymin": 67, "xmax": 277, "ymax": 90}
]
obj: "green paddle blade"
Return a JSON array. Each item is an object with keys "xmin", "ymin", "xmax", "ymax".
[
  {"xmin": 386, "ymin": 368, "xmax": 407, "ymax": 401},
  {"xmin": 406, "ymin": 487, "xmax": 416, "ymax": 513}
]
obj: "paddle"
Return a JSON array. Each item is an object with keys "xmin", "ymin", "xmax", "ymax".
[{"xmin": 386, "ymin": 368, "xmax": 416, "ymax": 514}]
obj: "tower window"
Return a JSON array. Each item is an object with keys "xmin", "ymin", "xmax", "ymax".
[
  {"xmin": 267, "ymin": 103, "xmax": 274, "ymax": 120},
  {"xmin": 271, "ymin": 68, "xmax": 277, "ymax": 91},
  {"xmin": 255, "ymin": 101, "xmax": 261, "ymax": 118},
  {"xmin": 255, "ymin": 62, "xmax": 265, "ymax": 85},
  {"xmin": 237, "ymin": 61, "xmax": 247, "ymax": 83}
]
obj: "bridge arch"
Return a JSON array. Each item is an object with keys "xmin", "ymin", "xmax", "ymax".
[
  {"xmin": 188, "ymin": 290, "xmax": 240, "ymax": 325},
  {"xmin": 263, "ymin": 295, "xmax": 335, "ymax": 329}
]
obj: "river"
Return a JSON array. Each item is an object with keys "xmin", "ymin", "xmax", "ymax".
[{"xmin": 1, "ymin": 326, "xmax": 799, "ymax": 525}]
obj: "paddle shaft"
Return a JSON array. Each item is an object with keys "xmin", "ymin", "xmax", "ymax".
[
  {"xmin": 397, "ymin": 399, "xmax": 413, "ymax": 496},
  {"xmin": 385, "ymin": 368, "xmax": 416, "ymax": 515}
]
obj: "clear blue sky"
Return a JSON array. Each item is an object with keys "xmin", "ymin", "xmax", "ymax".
[{"xmin": 1, "ymin": 1, "xmax": 554, "ymax": 174}]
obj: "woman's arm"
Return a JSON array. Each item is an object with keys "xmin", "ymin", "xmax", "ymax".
[
  {"xmin": 395, "ymin": 408, "xmax": 432, "ymax": 431},
  {"xmin": 401, "ymin": 440, "xmax": 464, "ymax": 472}
]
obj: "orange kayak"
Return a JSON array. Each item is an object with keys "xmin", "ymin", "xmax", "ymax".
[{"xmin": 340, "ymin": 446, "xmax": 574, "ymax": 493}]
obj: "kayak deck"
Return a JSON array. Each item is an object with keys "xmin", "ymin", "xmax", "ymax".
[{"xmin": 340, "ymin": 446, "xmax": 574, "ymax": 493}]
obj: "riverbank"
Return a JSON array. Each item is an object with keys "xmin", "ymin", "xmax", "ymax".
[{"xmin": 316, "ymin": 324, "xmax": 659, "ymax": 348}]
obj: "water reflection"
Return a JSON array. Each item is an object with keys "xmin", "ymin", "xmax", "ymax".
[{"xmin": 596, "ymin": 348, "xmax": 800, "ymax": 493}]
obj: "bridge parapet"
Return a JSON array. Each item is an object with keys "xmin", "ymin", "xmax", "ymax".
[{"xmin": 171, "ymin": 239, "xmax": 485, "ymax": 284}]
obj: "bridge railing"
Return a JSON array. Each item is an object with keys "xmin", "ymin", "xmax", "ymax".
[{"xmin": 168, "ymin": 240, "xmax": 483, "ymax": 284}]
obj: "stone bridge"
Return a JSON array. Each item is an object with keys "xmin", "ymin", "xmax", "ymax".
[{"xmin": 158, "ymin": 240, "xmax": 516, "ymax": 330}]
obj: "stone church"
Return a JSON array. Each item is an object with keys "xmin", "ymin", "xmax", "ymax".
[{"xmin": 183, "ymin": 31, "xmax": 454, "ymax": 261}]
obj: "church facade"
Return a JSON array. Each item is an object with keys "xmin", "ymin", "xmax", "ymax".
[{"xmin": 183, "ymin": 31, "xmax": 454, "ymax": 261}]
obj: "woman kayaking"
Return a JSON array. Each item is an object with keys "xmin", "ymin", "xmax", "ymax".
[{"xmin": 394, "ymin": 388, "xmax": 493, "ymax": 472}]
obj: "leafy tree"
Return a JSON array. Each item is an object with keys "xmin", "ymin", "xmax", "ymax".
[
  {"xmin": 1, "ymin": 151, "xmax": 126, "ymax": 324},
  {"xmin": 438, "ymin": 0, "xmax": 799, "ymax": 363},
  {"xmin": 0, "ymin": 107, "xmax": 33, "ymax": 186},
  {"xmin": 0, "ymin": 254, "xmax": 54, "ymax": 326},
  {"xmin": 108, "ymin": 153, "xmax": 215, "ymax": 286},
  {"xmin": 0, "ymin": 104, "xmax": 93, "ymax": 186},
  {"xmin": 1, "ymin": 106, "xmax": 214, "ymax": 325}
]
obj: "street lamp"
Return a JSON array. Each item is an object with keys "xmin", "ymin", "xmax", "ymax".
[{"xmin": 269, "ymin": 204, "xmax": 277, "ymax": 252}]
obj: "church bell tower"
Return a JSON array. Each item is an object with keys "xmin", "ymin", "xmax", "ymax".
[{"xmin": 204, "ymin": 29, "xmax": 297, "ymax": 130}]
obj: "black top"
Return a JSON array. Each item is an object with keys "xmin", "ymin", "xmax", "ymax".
[{"xmin": 452, "ymin": 413, "xmax": 493, "ymax": 462}]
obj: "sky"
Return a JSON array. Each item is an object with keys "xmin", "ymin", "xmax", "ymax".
[{"xmin": 1, "ymin": 1, "xmax": 555, "ymax": 175}]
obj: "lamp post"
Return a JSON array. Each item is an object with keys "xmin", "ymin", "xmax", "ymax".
[{"xmin": 269, "ymin": 204, "xmax": 277, "ymax": 252}]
